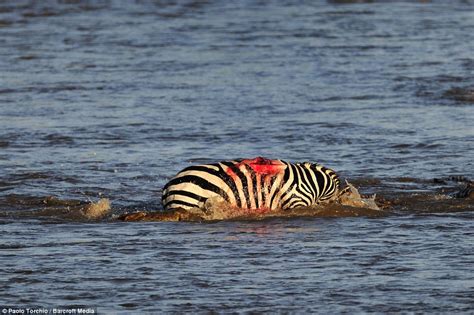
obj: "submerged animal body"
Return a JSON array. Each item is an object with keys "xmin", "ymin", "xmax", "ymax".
[{"xmin": 162, "ymin": 157, "xmax": 340, "ymax": 212}]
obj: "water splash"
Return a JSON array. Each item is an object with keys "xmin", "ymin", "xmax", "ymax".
[
  {"xmin": 119, "ymin": 181, "xmax": 384, "ymax": 222},
  {"xmin": 81, "ymin": 198, "xmax": 111, "ymax": 219},
  {"xmin": 1, "ymin": 196, "xmax": 111, "ymax": 221}
]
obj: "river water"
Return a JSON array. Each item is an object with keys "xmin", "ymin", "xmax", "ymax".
[{"xmin": 0, "ymin": 0, "xmax": 473, "ymax": 313}]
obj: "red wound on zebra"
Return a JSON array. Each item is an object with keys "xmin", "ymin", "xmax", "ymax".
[{"xmin": 237, "ymin": 156, "xmax": 285, "ymax": 175}]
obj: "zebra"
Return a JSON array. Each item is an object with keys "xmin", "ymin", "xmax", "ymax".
[{"xmin": 162, "ymin": 157, "xmax": 341, "ymax": 212}]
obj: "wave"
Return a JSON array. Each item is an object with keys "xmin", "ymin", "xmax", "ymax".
[{"xmin": 1, "ymin": 177, "xmax": 471, "ymax": 223}]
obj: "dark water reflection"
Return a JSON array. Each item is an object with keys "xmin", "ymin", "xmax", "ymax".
[{"xmin": 0, "ymin": 0, "xmax": 473, "ymax": 312}]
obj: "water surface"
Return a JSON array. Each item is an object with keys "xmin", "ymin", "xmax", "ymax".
[{"xmin": 0, "ymin": 0, "xmax": 473, "ymax": 313}]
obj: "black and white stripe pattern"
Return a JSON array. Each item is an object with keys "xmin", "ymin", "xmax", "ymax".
[{"xmin": 162, "ymin": 158, "xmax": 340, "ymax": 211}]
